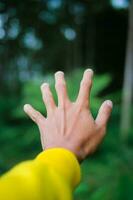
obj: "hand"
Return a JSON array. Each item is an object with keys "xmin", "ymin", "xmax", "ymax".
[{"xmin": 24, "ymin": 69, "xmax": 113, "ymax": 162}]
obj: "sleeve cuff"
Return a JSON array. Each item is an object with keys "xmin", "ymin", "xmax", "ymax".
[{"xmin": 36, "ymin": 148, "xmax": 81, "ymax": 189}]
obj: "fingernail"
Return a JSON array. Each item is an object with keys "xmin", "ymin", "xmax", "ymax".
[
  {"xmin": 24, "ymin": 104, "xmax": 31, "ymax": 111},
  {"xmin": 106, "ymin": 100, "xmax": 113, "ymax": 108},
  {"xmin": 85, "ymin": 69, "xmax": 94, "ymax": 76},
  {"xmin": 55, "ymin": 71, "xmax": 64, "ymax": 77},
  {"xmin": 41, "ymin": 83, "xmax": 49, "ymax": 90},
  {"xmin": 55, "ymin": 71, "xmax": 65, "ymax": 84}
]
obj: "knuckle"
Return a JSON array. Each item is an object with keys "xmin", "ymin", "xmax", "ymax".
[
  {"xmin": 88, "ymin": 79, "xmax": 92, "ymax": 87},
  {"xmin": 35, "ymin": 112, "xmax": 43, "ymax": 123},
  {"xmin": 80, "ymin": 81, "xmax": 87, "ymax": 90},
  {"xmin": 42, "ymin": 88, "xmax": 52, "ymax": 99},
  {"xmin": 58, "ymin": 104, "xmax": 65, "ymax": 111},
  {"xmin": 56, "ymin": 82, "xmax": 65, "ymax": 90},
  {"xmin": 98, "ymin": 124, "xmax": 106, "ymax": 135},
  {"xmin": 81, "ymin": 79, "xmax": 92, "ymax": 88},
  {"xmin": 35, "ymin": 111, "xmax": 41, "ymax": 119}
]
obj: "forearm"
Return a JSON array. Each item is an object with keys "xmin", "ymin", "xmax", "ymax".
[{"xmin": 0, "ymin": 148, "xmax": 81, "ymax": 200}]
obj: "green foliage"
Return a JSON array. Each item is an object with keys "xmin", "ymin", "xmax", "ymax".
[
  {"xmin": 0, "ymin": 69, "xmax": 133, "ymax": 199},
  {"xmin": 0, "ymin": 1, "xmax": 132, "ymax": 198}
]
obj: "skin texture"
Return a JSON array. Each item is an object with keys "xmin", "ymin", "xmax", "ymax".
[{"xmin": 24, "ymin": 69, "xmax": 113, "ymax": 162}]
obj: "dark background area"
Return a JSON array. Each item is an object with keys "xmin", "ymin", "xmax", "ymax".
[{"xmin": 0, "ymin": 0, "xmax": 133, "ymax": 199}]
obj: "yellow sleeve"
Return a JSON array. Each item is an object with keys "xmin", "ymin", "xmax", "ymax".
[{"xmin": 0, "ymin": 148, "xmax": 81, "ymax": 200}]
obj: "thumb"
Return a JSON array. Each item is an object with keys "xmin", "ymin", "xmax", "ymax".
[
  {"xmin": 24, "ymin": 104, "xmax": 45, "ymax": 124},
  {"xmin": 95, "ymin": 100, "xmax": 113, "ymax": 128}
]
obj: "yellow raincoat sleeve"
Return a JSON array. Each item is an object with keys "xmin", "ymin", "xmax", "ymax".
[{"xmin": 0, "ymin": 148, "xmax": 81, "ymax": 200}]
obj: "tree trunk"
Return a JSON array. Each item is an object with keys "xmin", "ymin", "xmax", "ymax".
[{"xmin": 120, "ymin": 0, "xmax": 133, "ymax": 141}]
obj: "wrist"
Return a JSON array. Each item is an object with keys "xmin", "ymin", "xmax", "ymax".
[
  {"xmin": 37, "ymin": 148, "xmax": 81, "ymax": 188},
  {"xmin": 45, "ymin": 144, "xmax": 84, "ymax": 163}
]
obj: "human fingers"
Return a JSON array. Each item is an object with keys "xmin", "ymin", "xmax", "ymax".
[
  {"xmin": 95, "ymin": 100, "xmax": 113, "ymax": 128},
  {"xmin": 76, "ymin": 69, "xmax": 93, "ymax": 108},
  {"xmin": 55, "ymin": 71, "xmax": 70, "ymax": 107},
  {"xmin": 23, "ymin": 104, "xmax": 45, "ymax": 124},
  {"xmin": 41, "ymin": 83, "xmax": 56, "ymax": 115}
]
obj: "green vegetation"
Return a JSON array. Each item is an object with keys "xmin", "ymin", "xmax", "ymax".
[
  {"xmin": 0, "ymin": 69, "xmax": 133, "ymax": 199},
  {"xmin": 0, "ymin": 0, "xmax": 133, "ymax": 199}
]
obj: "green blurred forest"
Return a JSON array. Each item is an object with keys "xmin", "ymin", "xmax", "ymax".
[{"xmin": 0, "ymin": 0, "xmax": 133, "ymax": 199}]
